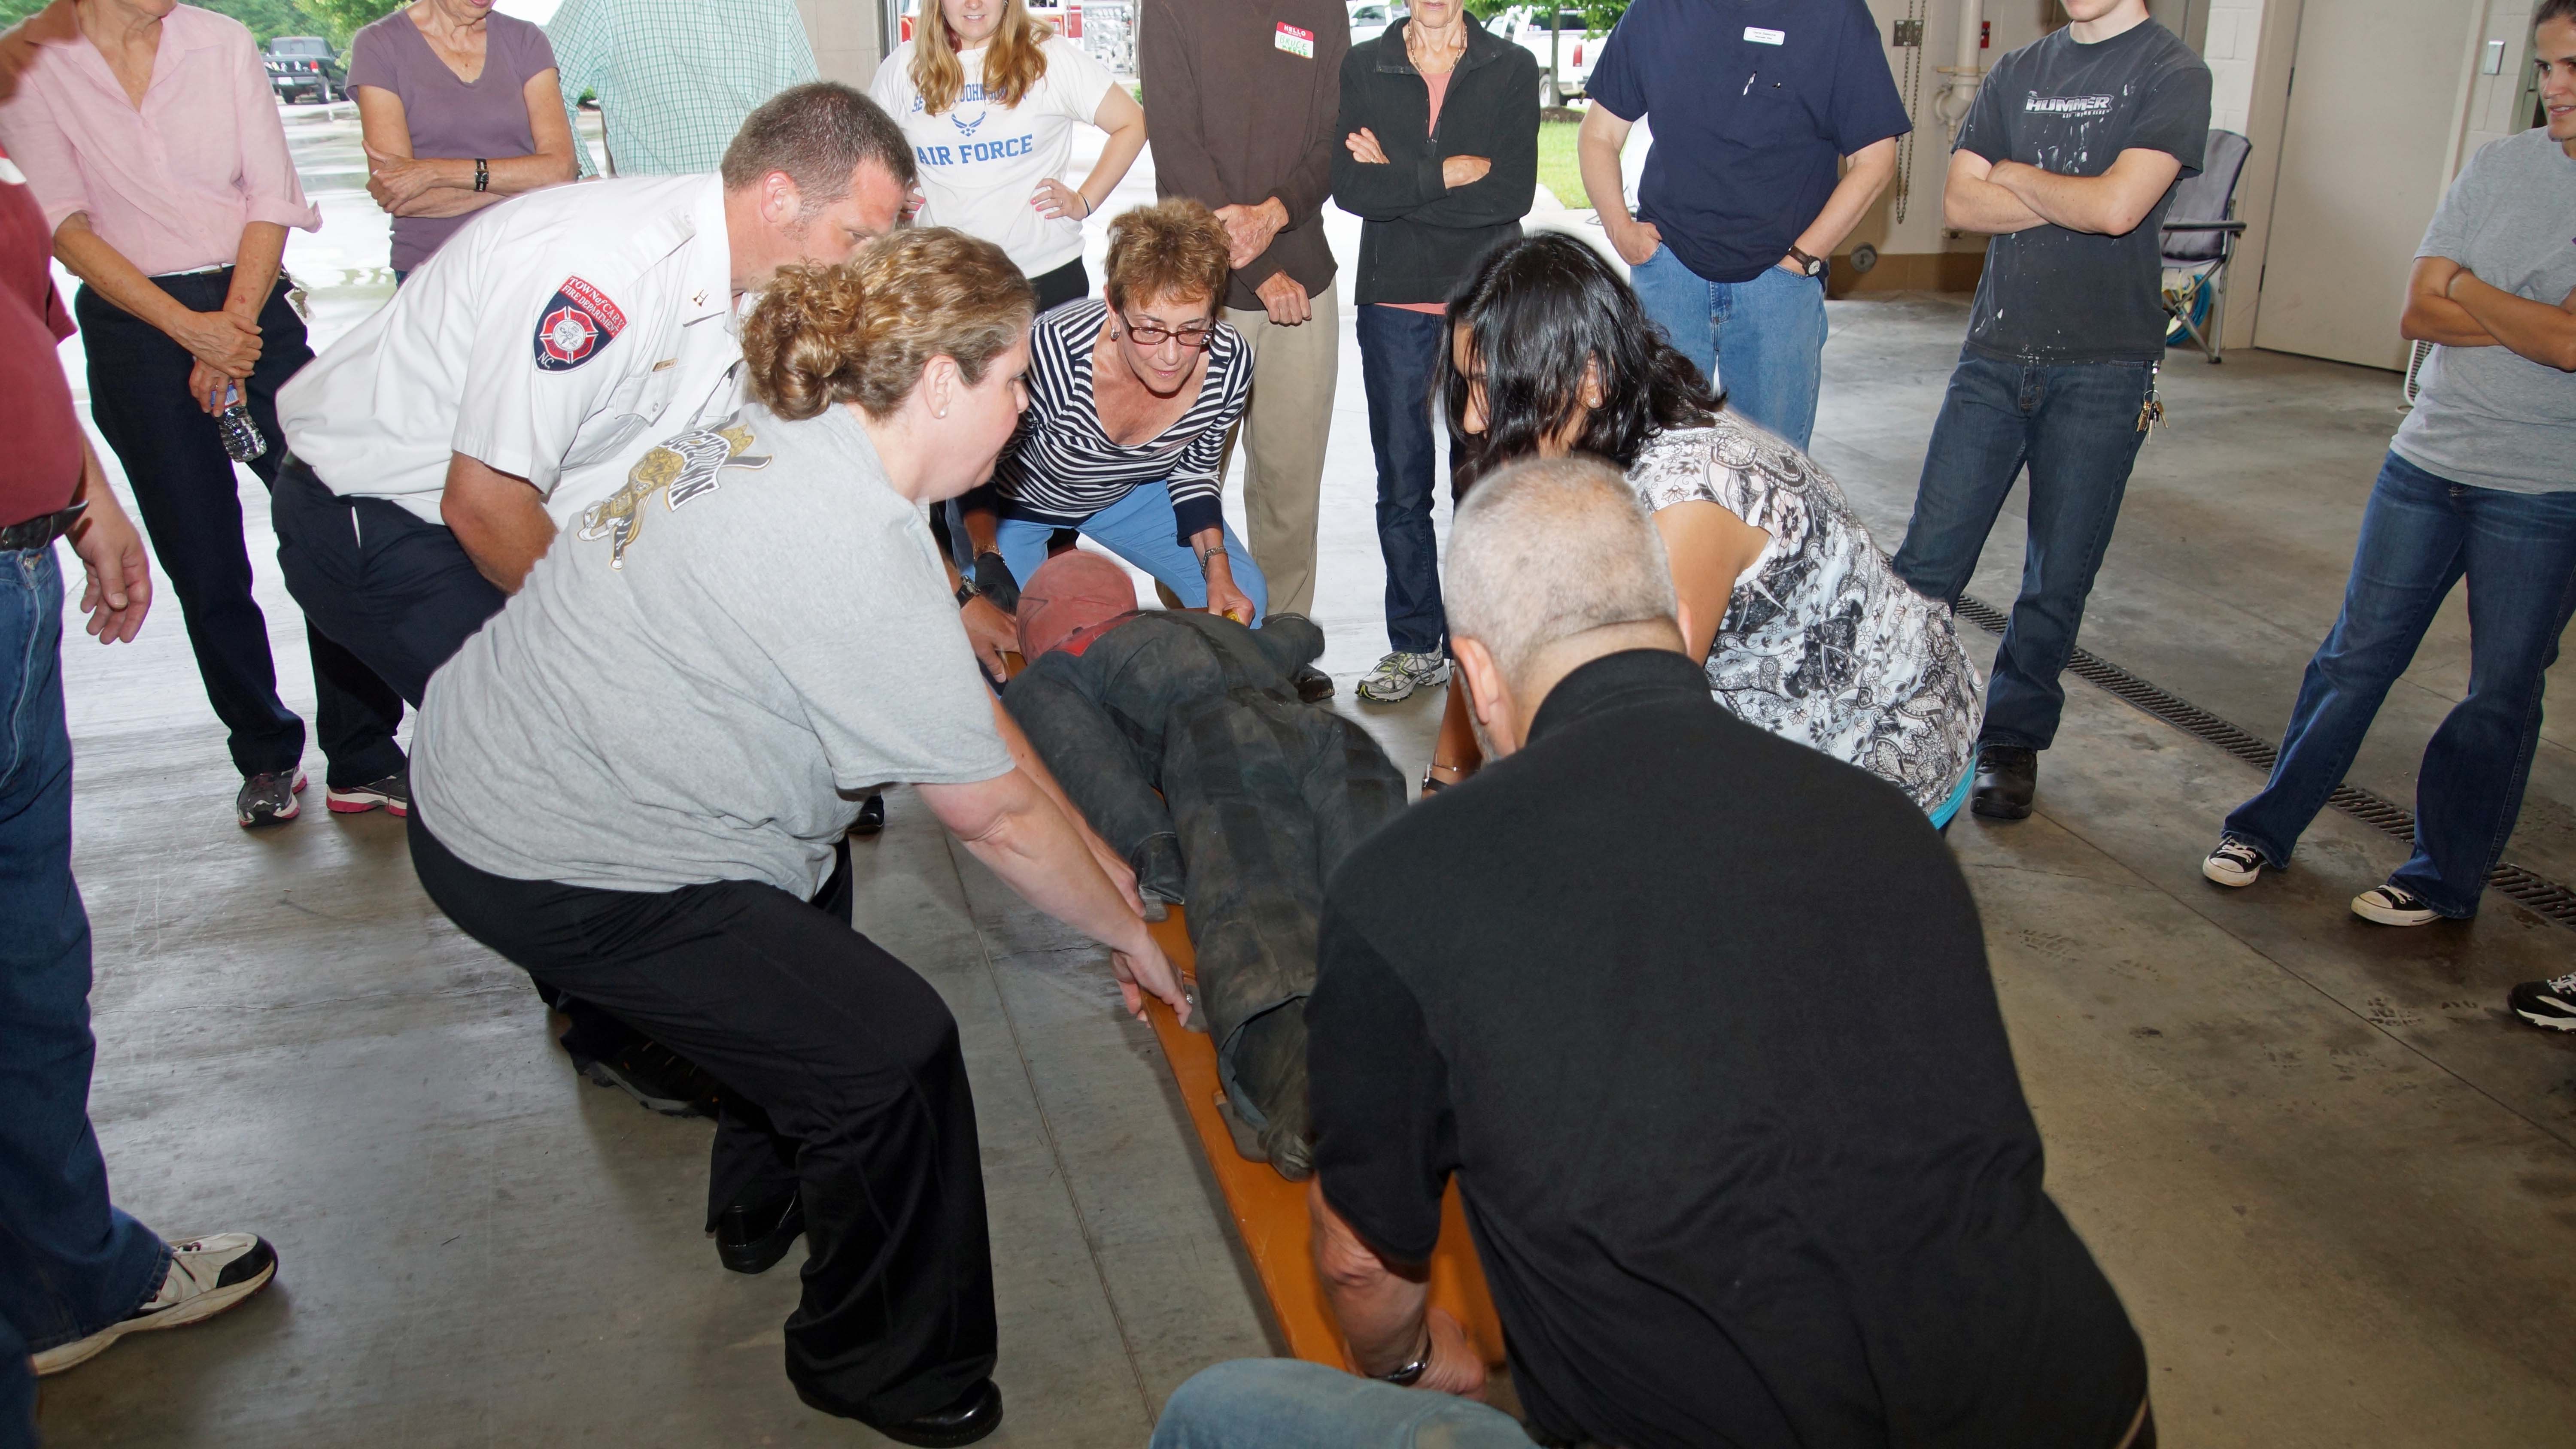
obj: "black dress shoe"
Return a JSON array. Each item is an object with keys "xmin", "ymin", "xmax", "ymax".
[
  {"xmin": 715, "ymin": 1190, "xmax": 804, "ymax": 1275},
  {"xmin": 850, "ymin": 792, "xmax": 887, "ymax": 838},
  {"xmin": 798, "ymin": 1378, "xmax": 1004, "ymax": 1447},
  {"xmin": 1291, "ymin": 664, "xmax": 1334, "ymax": 703},
  {"xmin": 1970, "ymin": 744, "xmax": 2038, "ymax": 821}
]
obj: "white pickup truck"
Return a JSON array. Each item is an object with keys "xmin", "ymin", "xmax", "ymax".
[{"xmin": 1488, "ymin": 6, "xmax": 1604, "ymax": 103}]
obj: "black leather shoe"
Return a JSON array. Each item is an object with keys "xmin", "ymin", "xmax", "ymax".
[
  {"xmin": 850, "ymin": 792, "xmax": 887, "ymax": 838},
  {"xmin": 1970, "ymin": 744, "xmax": 2038, "ymax": 821},
  {"xmin": 1291, "ymin": 664, "xmax": 1334, "ymax": 702},
  {"xmin": 715, "ymin": 1190, "xmax": 803, "ymax": 1275},
  {"xmin": 798, "ymin": 1379, "xmax": 1004, "ymax": 1446}
]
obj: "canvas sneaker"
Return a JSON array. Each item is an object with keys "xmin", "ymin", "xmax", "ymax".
[
  {"xmin": 235, "ymin": 771, "xmax": 305, "ymax": 828},
  {"xmin": 1355, "ymin": 650, "xmax": 1450, "ymax": 703},
  {"xmin": 2351, "ymin": 882, "xmax": 2443, "ymax": 927},
  {"xmin": 32, "ymin": 1233, "xmax": 279, "ymax": 1375},
  {"xmin": 327, "ymin": 767, "xmax": 409, "ymax": 817},
  {"xmin": 2202, "ymin": 836, "xmax": 2265, "ymax": 888},
  {"xmin": 2509, "ymin": 972, "xmax": 2576, "ymax": 1031}
]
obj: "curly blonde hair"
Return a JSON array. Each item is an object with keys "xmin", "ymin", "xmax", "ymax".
[
  {"xmin": 741, "ymin": 229, "xmax": 1036, "ymax": 422},
  {"xmin": 1102, "ymin": 200, "xmax": 1231, "ymax": 313}
]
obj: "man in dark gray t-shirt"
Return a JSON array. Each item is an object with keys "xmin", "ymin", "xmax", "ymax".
[
  {"xmin": 1888, "ymin": 0, "xmax": 2209, "ymax": 823},
  {"xmin": 2210, "ymin": 3, "xmax": 2576, "ymax": 955}
]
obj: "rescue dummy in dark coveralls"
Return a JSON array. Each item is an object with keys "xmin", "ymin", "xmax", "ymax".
[{"xmin": 1004, "ymin": 553, "xmax": 1405, "ymax": 1179}]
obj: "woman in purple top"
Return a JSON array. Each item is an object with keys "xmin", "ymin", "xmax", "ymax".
[{"xmin": 349, "ymin": 0, "xmax": 578, "ymax": 280}]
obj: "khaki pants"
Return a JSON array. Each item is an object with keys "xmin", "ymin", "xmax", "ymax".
[{"xmin": 1220, "ymin": 281, "xmax": 1340, "ymax": 618}]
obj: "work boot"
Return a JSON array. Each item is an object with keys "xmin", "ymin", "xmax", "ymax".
[
  {"xmin": 1970, "ymin": 743, "xmax": 2037, "ymax": 821},
  {"xmin": 1227, "ymin": 1006, "xmax": 1315, "ymax": 1181}
]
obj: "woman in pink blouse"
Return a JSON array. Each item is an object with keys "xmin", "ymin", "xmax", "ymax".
[{"xmin": 0, "ymin": 0, "xmax": 407, "ymax": 828}]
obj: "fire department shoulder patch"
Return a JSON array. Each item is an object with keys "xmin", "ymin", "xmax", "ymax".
[{"xmin": 532, "ymin": 276, "xmax": 627, "ymax": 372}]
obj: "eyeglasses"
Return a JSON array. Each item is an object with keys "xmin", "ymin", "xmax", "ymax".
[{"xmin": 1118, "ymin": 312, "xmax": 1217, "ymax": 350}]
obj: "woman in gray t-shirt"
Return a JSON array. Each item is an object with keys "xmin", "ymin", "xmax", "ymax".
[
  {"xmin": 406, "ymin": 231, "xmax": 1185, "ymax": 1438},
  {"xmin": 349, "ymin": 1, "xmax": 578, "ymax": 278}
]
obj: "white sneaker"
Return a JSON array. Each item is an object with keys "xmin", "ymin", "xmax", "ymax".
[
  {"xmin": 2351, "ymin": 882, "xmax": 2443, "ymax": 927},
  {"xmin": 2202, "ymin": 836, "xmax": 2265, "ymax": 888},
  {"xmin": 1355, "ymin": 650, "xmax": 1450, "ymax": 703},
  {"xmin": 32, "ymin": 1233, "xmax": 279, "ymax": 1376}
]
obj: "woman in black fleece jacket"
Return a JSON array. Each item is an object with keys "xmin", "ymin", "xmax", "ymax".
[{"xmin": 1331, "ymin": 2, "xmax": 1538, "ymax": 706}]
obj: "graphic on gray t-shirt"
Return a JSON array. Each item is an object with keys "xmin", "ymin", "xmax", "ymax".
[
  {"xmin": 414, "ymin": 401, "xmax": 1014, "ymax": 897},
  {"xmin": 2393, "ymin": 128, "xmax": 2576, "ymax": 496},
  {"xmin": 1956, "ymin": 20, "xmax": 2212, "ymax": 364}
]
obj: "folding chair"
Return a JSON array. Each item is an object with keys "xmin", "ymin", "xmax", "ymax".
[{"xmin": 2161, "ymin": 128, "xmax": 2252, "ymax": 363}]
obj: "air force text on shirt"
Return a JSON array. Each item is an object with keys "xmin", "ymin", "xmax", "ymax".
[{"xmin": 904, "ymin": 85, "xmax": 1039, "ymax": 167}]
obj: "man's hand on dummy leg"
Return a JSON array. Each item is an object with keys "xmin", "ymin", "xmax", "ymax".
[{"xmin": 961, "ymin": 594, "xmax": 1018, "ymax": 682}]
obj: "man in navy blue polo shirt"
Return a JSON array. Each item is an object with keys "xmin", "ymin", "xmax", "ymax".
[{"xmin": 1576, "ymin": 0, "xmax": 1905, "ymax": 449}]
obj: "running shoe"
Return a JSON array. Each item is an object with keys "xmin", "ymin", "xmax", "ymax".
[
  {"xmin": 1355, "ymin": 650, "xmax": 1451, "ymax": 703},
  {"xmin": 33, "ymin": 1233, "xmax": 279, "ymax": 1375},
  {"xmin": 2202, "ymin": 836, "xmax": 2265, "ymax": 888},
  {"xmin": 2351, "ymin": 882, "xmax": 2443, "ymax": 926},
  {"xmin": 327, "ymin": 767, "xmax": 409, "ymax": 817},
  {"xmin": 235, "ymin": 771, "xmax": 305, "ymax": 828},
  {"xmin": 2509, "ymin": 972, "xmax": 2576, "ymax": 1031}
]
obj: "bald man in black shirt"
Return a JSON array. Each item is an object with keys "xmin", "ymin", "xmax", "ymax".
[{"xmin": 1154, "ymin": 457, "xmax": 2152, "ymax": 1449}]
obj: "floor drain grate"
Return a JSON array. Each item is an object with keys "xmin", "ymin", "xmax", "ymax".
[{"xmin": 1953, "ymin": 594, "xmax": 2576, "ymax": 932}]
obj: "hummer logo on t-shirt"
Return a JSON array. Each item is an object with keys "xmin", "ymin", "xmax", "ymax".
[{"xmin": 2023, "ymin": 93, "xmax": 2114, "ymax": 118}]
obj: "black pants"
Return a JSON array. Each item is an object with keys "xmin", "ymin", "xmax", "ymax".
[
  {"xmin": 76, "ymin": 273, "xmax": 403, "ymax": 785},
  {"xmin": 407, "ymin": 810, "xmax": 996, "ymax": 1423},
  {"xmin": 271, "ymin": 459, "xmax": 507, "ymax": 706},
  {"xmin": 1028, "ymin": 256, "xmax": 1089, "ymax": 312}
]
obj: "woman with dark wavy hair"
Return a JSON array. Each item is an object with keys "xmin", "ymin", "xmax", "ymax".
[{"xmin": 1427, "ymin": 233, "xmax": 1984, "ymax": 825}]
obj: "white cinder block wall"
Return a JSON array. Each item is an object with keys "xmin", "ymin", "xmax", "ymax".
[{"xmin": 2201, "ymin": 0, "xmax": 2266, "ymax": 136}]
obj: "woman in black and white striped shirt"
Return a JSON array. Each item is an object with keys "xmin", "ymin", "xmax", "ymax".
[{"xmin": 959, "ymin": 200, "xmax": 1266, "ymax": 623}]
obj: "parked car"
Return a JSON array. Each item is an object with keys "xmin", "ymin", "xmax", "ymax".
[
  {"xmin": 1490, "ymin": 6, "xmax": 1599, "ymax": 102},
  {"xmin": 264, "ymin": 35, "xmax": 343, "ymax": 104},
  {"xmin": 1349, "ymin": 2, "xmax": 1406, "ymax": 47}
]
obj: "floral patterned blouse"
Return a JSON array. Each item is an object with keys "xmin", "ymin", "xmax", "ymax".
[{"xmin": 1627, "ymin": 418, "xmax": 1984, "ymax": 811}]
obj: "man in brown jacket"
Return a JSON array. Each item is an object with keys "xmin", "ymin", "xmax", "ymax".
[{"xmin": 1142, "ymin": 0, "xmax": 1346, "ymax": 651}]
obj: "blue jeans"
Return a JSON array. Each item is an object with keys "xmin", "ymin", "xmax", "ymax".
[
  {"xmin": 995, "ymin": 481, "xmax": 1270, "ymax": 622},
  {"xmin": 1357, "ymin": 305, "xmax": 1449, "ymax": 655},
  {"xmin": 0, "ymin": 546, "xmax": 170, "ymax": 1439},
  {"xmin": 1150, "ymin": 1359, "xmax": 1534, "ymax": 1449},
  {"xmin": 2225, "ymin": 452, "xmax": 2576, "ymax": 916},
  {"xmin": 1891, "ymin": 352, "xmax": 2156, "ymax": 752},
  {"xmin": 1628, "ymin": 246, "xmax": 1827, "ymax": 449}
]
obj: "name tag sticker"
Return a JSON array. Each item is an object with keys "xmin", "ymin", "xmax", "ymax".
[
  {"xmin": 1275, "ymin": 21, "xmax": 1315, "ymax": 58},
  {"xmin": 1744, "ymin": 26, "xmax": 1786, "ymax": 44}
]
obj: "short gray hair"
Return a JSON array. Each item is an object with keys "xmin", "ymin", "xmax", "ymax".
[
  {"xmin": 1443, "ymin": 455, "xmax": 1678, "ymax": 691},
  {"xmin": 721, "ymin": 82, "xmax": 917, "ymax": 209}
]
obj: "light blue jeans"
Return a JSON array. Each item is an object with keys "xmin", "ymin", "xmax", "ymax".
[
  {"xmin": 1151, "ymin": 1359, "xmax": 1535, "ymax": 1449},
  {"xmin": 1628, "ymin": 246, "xmax": 1828, "ymax": 449},
  {"xmin": 995, "ymin": 480, "xmax": 1269, "ymax": 622}
]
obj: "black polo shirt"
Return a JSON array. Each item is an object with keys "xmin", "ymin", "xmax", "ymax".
[
  {"xmin": 1588, "ymin": 0, "xmax": 1909, "ymax": 283},
  {"xmin": 1310, "ymin": 648, "xmax": 2146, "ymax": 1449}
]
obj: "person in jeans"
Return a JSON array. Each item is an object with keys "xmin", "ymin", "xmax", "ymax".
[
  {"xmin": 1143, "ymin": 0, "xmax": 1345, "ymax": 666},
  {"xmin": 1331, "ymin": 0, "xmax": 1535, "ymax": 703},
  {"xmin": 2205, "ymin": 1, "xmax": 2576, "ymax": 935},
  {"xmin": 1576, "ymin": 0, "xmax": 1903, "ymax": 449},
  {"xmin": 349, "ymin": 0, "xmax": 580, "ymax": 284},
  {"xmin": 1889, "ymin": 0, "xmax": 2211, "ymax": 821},
  {"xmin": 2, "ymin": 18, "xmax": 276, "ymax": 1434},
  {"xmin": 0, "ymin": 0, "xmax": 408, "ymax": 828},
  {"xmin": 547, "ymin": 0, "xmax": 817, "ymax": 176},
  {"xmin": 1154, "ymin": 457, "xmax": 2151, "ymax": 1449},
  {"xmin": 957, "ymin": 201, "xmax": 1267, "ymax": 622},
  {"xmin": 407, "ymin": 234, "xmax": 1184, "ymax": 1444}
]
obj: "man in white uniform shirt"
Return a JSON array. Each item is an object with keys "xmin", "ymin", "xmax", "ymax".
[
  {"xmin": 273, "ymin": 82, "xmax": 916, "ymax": 1120},
  {"xmin": 276, "ymin": 83, "xmax": 916, "ymax": 705}
]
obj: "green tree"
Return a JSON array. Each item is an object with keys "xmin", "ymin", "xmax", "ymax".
[
  {"xmin": 291, "ymin": 0, "xmax": 406, "ymax": 44},
  {"xmin": 0, "ymin": 1, "xmax": 366, "ymax": 45},
  {"xmin": 1466, "ymin": 0, "xmax": 1628, "ymax": 28}
]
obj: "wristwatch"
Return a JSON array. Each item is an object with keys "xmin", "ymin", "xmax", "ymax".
[
  {"xmin": 1374, "ymin": 1329, "xmax": 1433, "ymax": 1387},
  {"xmin": 1785, "ymin": 244, "xmax": 1825, "ymax": 277},
  {"xmin": 473, "ymin": 158, "xmax": 490, "ymax": 193},
  {"xmin": 955, "ymin": 578, "xmax": 981, "ymax": 608}
]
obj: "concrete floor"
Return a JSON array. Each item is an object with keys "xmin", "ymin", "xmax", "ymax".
[{"xmin": 32, "ymin": 108, "xmax": 2576, "ymax": 1445}]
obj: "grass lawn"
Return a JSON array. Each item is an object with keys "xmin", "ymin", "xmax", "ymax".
[{"xmin": 1537, "ymin": 120, "xmax": 1586, "ymax": 211}]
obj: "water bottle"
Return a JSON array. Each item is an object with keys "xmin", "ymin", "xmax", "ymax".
[{"xmin": 217, "ymin": 383, "xmax": 267, "ymax": 464}]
